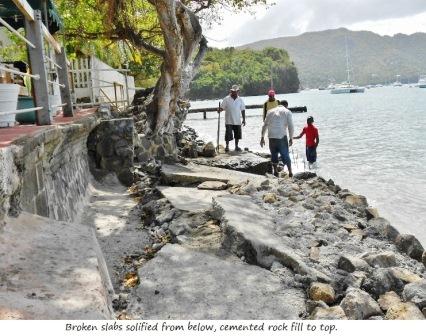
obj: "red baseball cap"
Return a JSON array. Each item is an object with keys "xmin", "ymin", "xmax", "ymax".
[{"xmin": 268, "ymin": 89, "xmax": 275, "ymax": 97}]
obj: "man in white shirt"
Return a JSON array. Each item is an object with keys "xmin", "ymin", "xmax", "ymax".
[
  {"xmin": 219, "ymin": 85, "xmax": 246, "ymax": 152},
  {"xmin": 260, "ymin": 100, "xmax": 294, "ymax": 177}
]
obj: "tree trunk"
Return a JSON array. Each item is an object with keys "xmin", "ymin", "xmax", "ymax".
[{"xmin": 146, "ymin": 0, "xmax": 207, "ymax": 134}]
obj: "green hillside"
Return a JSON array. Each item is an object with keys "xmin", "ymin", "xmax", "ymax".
[
  {"xmin": 240, "ymin": 28, "xmax": 426, "ymax": 88},
  {"xmin": 189, "ymin": 47, "xmax": 299, "ymax": 99}
]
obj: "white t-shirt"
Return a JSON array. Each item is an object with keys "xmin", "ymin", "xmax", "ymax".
[
  {"xmin": 261, "ymin": 105, "xmax": 294, "ymax": 139},
  {"xmin": 221, "ymin": 95, "xmax": 245, "ymax": 125}
]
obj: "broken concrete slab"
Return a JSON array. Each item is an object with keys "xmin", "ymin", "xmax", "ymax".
[
  {"xmin": 128, "ymin": 244, "xmax": 306, "ymax": 319},
  {"xmin": 191, "ymin": 152, "xmax": 270, "ymax": 175},
  {"xmin": 197, "ymin": 181, "xmax": 227, "ymax": 190},
  {"xmin": 212, "ymin": 194, "xmax": 313, "ymax": 275},
  {"xmin": 157, "ymin": 186, "xmax": 228, "ymax": 212},
  {"xmin": 0, "ymin": 212, "xmax": 113, "ymax": 319},
  {"xmin": 161, "ymin": 163, "xmax": 266, "ymax": 186}
]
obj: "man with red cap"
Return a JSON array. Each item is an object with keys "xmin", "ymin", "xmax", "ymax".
[{"xmin": 263, "ymin": 89, "xmax": 280, "ymax": 120}]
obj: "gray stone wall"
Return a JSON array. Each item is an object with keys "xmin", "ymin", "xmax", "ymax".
[
  {"xmin": 0, "ymin": 146, "xmax": 21, "ymax": 223},
  {"xmin": 87, "ymin": 118, "xmax": 135, "ymax": 186},
  {"xmin": 135, "ymin": 133, "xmax": 177, "ymax": 163},
  {"xmin": 0, "ymin": 114, "xmax": 99, "ymax": 222}
]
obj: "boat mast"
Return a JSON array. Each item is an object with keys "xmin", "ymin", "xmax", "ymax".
[{"xmin": 345, "ymin": 36, "xmax": 351, "ymax": 85}]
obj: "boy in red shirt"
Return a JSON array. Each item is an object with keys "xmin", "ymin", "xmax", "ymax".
[{"xmin": 294, "ymin": 116, "xmax": 319, "ymax": 169}]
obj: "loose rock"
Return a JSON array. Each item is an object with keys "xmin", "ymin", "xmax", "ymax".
[
  {"xmin": 385, "ymin": 302, "xmax": 425, "ymax": 320},
  {"xmin": 310, "ymin": 306, "xmax": 347, "ymax": 320},
  {"xmin": 340, "ymin": 288, "xmax": 382, "ymax": 320},
  {"xmin": 395, "ymin": 234, "xmax": 424, "ymax": 261},
  {"xmin": 197, "ymin": 181, "xmax": 227, "ymax": 190},
  {"xmin": 201, "ymin": 142, "xmax": 216, "ymax": 157},
  {"xmin": 365, "ymin": 207, "xmax": 379, "ymax": 220},
  {"xmin": 403, "ymin": 280, "xmax": 426, "ymax": 310},
  {"xmin": 378, "ymin": 291, "xmax": 402, "ymax": 311},
  {"xmin": 344, "ymin": 194, "xmax": 368, "ymax": 208},
  {"xmin": 338, "ymin": 255, "xmax": 371, "ymax": 273},
  {"xmin": 309, "ymin": 282, "xmax": 335, "ymax": 304},
  {"xmin": 263, "ymin": 193, "xmax": 278, "ymax": 204},
  {"xmin": 366, "ymin": 217, "xmax": 399, "ymax": 241},
  {"xmin": 363, "ymin": 251, "xmax": 397, "ymax": 268}
]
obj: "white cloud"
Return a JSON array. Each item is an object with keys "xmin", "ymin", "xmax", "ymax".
[
  {"xmin": 348, "ymin": 11, "xmax": 426, "ymax": 36},
  {"xmin": 203, "ymin": 0, "xmax": 426, "ymax": 47}
]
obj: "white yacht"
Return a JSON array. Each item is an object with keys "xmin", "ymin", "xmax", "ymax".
[
  {"xmin": 418, "ymin": 76, "xmax": 426, "ymax": 88},
  {"xmin": 392, "ymin": 75, "xmax": 403, "ymax": 87},
  {"xmin": 330, "ymin": 37, "xmax": 364, "ymax": 94},
  {"xmin": 331, "ymin": 82, "xmax": 365, "ymax": 94}
]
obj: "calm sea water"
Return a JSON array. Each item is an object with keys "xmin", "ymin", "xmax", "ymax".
[{"xmin": 185, "ymin": 86, "xmax": 426, "ymax": 246}]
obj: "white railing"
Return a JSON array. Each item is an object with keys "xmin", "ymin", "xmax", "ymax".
[{"xmin": 70, "ymin": 56, "xmax": 135, "ymax": 110}]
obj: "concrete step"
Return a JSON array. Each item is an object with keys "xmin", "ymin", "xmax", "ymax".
[
  {"xmin": 161, "ymin": 163, "xmax": 267, "ymax": 186},
  {"xmin": 0, "ymin": 212, "xmax": 113, "ymax": 319},
  {"xmin": 127, "ymin": 244, "xmax": 305, "ymax": 319}
]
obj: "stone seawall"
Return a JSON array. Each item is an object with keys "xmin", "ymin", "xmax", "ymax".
[{"xmin": 0, "ymin": 114, "xmax": 99, "ymax": 222}]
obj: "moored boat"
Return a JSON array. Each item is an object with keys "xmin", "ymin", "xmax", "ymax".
[
  {"xmin": 418, "ymin": 76, "xmax": 426, "ymax": 88},
  {"xmin": 331, "ymin": 83, "xmax": 365, "ymax": 94},
  {"xmin": 330, "ymin": 36, "xmax": 364, "ymax": 95}
]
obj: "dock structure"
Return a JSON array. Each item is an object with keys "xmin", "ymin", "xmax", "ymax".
[{"xmin": 188, "ymin": 105, "xmax": 307, "ymax": 119}]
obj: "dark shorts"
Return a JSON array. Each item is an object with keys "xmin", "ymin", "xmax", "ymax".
[
  {"xmin": 225, "ymin": 124, "xmax": 242, "ymax": 141},
  {"xmin": 269, "ymin": 136, "xmax": 291, "ymax": 167},
  {"xmin": 306, "ymin": 146, "xmax": 317, "ymax": 163}
]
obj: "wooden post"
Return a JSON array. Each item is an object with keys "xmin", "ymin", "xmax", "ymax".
[
  {"xmin": 25, "ymin": 10, "xmax": 50, "ymax": 125},
  {"xmin": 203, "ymin": 111, "xmax": 206, "ymax": 119},
  {"xmin": 56, "ymin": 47, "xmax": 74, "ymax": 117}
]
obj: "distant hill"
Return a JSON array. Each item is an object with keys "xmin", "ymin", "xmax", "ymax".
[{"xmin": 240, "ymin": 28, "xmax": 426, "ymax": 88}]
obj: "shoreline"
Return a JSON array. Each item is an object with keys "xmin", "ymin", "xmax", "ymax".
[{"xmin": 102, "ymin": 126, "xmax": 426, "ymax": 320}]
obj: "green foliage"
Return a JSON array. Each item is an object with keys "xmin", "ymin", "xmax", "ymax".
[
  {"xmin": 189, "ymin": 47, "xmax": 299, "ymax": 99},
  {"xmin": 56, "ymin": 0, "xmax": 162, "ymax": 86},
  {"xmin": 0, "ymin": 28, "xmax": 27, "ymax": 62}
]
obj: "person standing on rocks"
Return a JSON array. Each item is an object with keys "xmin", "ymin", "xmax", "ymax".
[
  {"xmin": 219, "ymin": 85, "xmax": 246, "ymax": 152},
  {"xmin": 263, "ymin": 89, "xmax": 280, "ymax": 121},
  {"xmin": 294, "ymin": 116, "xmax": 319, "ymax": 169},
  {"xmin": 260, "ymin": 100, "xmax": 294, "ymax": 177}
]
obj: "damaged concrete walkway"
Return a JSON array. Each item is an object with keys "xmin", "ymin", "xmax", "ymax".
[{"xmin": 125, "ymin": 163, "xmax": 307, "ymax": 319}]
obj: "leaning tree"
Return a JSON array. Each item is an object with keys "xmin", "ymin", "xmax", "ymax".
[{"xmin": 58, "ymin": 0, "xmax": 269, "ymax": 133}]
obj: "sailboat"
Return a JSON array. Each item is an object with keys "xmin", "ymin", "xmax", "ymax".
[
  {"xmin": 392, "ymin": 75, "xmax": 403, "ymax": 87},
  {"xmin": 331, "ymin": 37, "xmax": 365, "ymax": 94},
  {"xmin": 418, "ymin": 75, "xmax": 426, "ymax": 88}
]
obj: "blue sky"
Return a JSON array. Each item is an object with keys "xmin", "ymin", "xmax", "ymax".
[{"xmin": 203, "ymin": 0, "xmax": 426, "ymax": 47}]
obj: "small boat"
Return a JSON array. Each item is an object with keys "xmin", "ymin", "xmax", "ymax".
[
  {"xmin": 331, "ymin": 82, "xmax": 365, "ymax": 94},
  {"xmin": 418, "ymin": 75, "xmax": 426, "ymax": 88},
  {"xmin": 392, "ymin": 75, "xmax": 403, "ymax": 86}
]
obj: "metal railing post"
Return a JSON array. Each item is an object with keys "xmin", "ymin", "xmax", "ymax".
[
  {"xmin": 25, "ymin": 9, "xmax": 50, "ymax": 125},
  {"xmin": 56, "ymin": 47, "xmax": 74, "ymax": 116}
]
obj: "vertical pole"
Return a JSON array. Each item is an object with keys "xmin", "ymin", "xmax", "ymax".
[
  {"xmin": 203, "ymin": 111, "xmax": 206, "ymax": 119},
  {"xmin": 216, "ymin": 102, "xmax": 221, "ymax": 151},
  {"xmin": 113, "ymin": 82, "xmax": 118, "ymax": 107},
  {"xmin": 56, "ymin": 47, "xmax": 74, "ymax": 116},
  {"xmin": 124, "ymin": 64, "xmax": 129, "ymax": 107},
  {"xmin": 25, "ymin": 10, "xmax": 51, "ymax": 125}
]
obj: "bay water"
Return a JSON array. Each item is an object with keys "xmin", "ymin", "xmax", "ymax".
[{"xmin": 185, "ymin": 86, "xmax": 426, "ymax": 246}]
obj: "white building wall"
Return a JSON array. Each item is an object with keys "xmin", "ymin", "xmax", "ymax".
[{"xmin": 71, "ymin": 56, "xmax": 135, "ymax": 107}]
